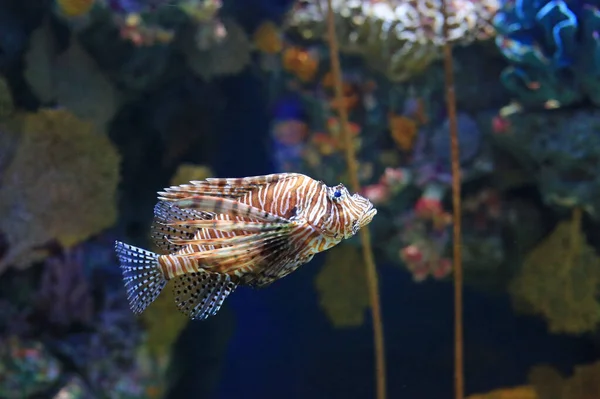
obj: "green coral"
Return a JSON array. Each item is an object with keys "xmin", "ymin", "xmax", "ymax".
[
  {"xmin": 0, "ymin": 109, "xmax": 120, "ymax": 272},
  {"xmin": 315, "ymin": 244, "xmax": 370, "ymax": 328},
  {"xmin": 509, "ymin": 209, "xmax": 600, "ymax": 334}
]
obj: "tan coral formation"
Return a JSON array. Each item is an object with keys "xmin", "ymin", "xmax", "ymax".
[
  {"xmin": 509, "ymin": 208, "xmax": 600, "ymax": 334},
  {"xmin": 315, "ymin": 244, "xmax": 370, "ymax": 328},
  {"xmin": 0, "ymin": 109, "xmax": 120, "ymax": 273},
  {"xmin": 529, "ymin": 361, "xmax": 600, "ymax": 399},
  {"xmin": 285, "ymin": 0, "xmax": 499, "ymax": 81},
  {"xmin": 466, "ymin": 385, "xmax": 539, "ymax": 399}
]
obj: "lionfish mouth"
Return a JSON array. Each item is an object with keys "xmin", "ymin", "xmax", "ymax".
[{"xmin": 360, "ymin": 204, "xmax": 377, "ymax": 227}]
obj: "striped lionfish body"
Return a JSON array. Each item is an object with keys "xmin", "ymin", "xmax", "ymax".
[{"xmin": 114, "ymin": 173, "xmax": 377, "ymax": 320}]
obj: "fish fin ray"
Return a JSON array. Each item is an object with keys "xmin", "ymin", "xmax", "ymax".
[
  {"xmin": 150, "ymin": 201, "xmax": 214, "ymax": 253},
  {"xmin": 158, "ymin": 173, "xmax": 302, "ymax": 200},
  {"xmin": 160, "ymin": 196, "xmax": 290, "ymax": 223},
  {"xmin": 172, "ymin": 271, "xmax": 237, "ymax": 320},
  {"xmin": 182, "ymin": 220, "xmax": 309, "ymax": 276},
  {"xmin": 114, "ymin": 241, "xmax": 167, "ymax": 314},
  {"xmin": 167, "ymin": 229, "xmax": 289, "ymax": 247},
  {"xmin": 165, "ymin": 220, "xmax": 291, "ymax": 233}
]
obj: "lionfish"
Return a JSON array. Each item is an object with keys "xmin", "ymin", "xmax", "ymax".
[{"xmin": 114, "ymin": 173, "xmax": 377, "ymax": 320}]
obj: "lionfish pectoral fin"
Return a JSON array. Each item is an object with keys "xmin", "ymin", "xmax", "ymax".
[
  {"xmin": 161, "ymin": 195, "xmax": 290, "ymax": 223},
  {"xmin": 115, "ymin": 241, "xmax": 167, "ymax": 314},
  {"xmin": 251, "ymin": 234, "xmax": 317, "ymax": 288},
  {"xmin": 157, "ymin": 173, "xmax": 302, "ymax": 200},
  {"xmin": 178, "ymin": 221, "xmax": 300, "ymax": 274},
  {"xmin": 151, "ymin": 201, "xmax": 214, "ymax": 253},
  {"xmin": 172, "ymin": 271, "xmax": 237, "ymax": 320}
]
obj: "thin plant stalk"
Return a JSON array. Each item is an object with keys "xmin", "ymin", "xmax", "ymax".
[
  {"xmin": 440, "ymin": 0, "xmax": 465, "ymax": 398},
  {"xmin": 325, "ymin": 1, "xmax": 387, "ymax": 399}
]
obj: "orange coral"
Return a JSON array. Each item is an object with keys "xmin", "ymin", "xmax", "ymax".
[
  {"xmin": 315, "ymin": 244, "xmax": 370, "ymax": 328},
  {"xmin": 321, "ymin": 71, "xmax": 360, "ymax": 112},
  {"xmin": 253, "ymin": 21, "xmax": 283, "ymax": 54},
  {"xmin": 509, "ymin": 208, "xmax": 600, "ymax": 334},
  {"xmin": 466, "ymin": 386, "xmax": 538, "ymax": 399},
  {"xmin": 282, "ymin": 47, "xmax": 318, "ymax": 82},
  {"xmin": 0, "ymin": 109, "xmax": 120, "ymax": 272},
  {"xmin": 389, "ymin": 114, "xmax": 418, "ymax": 151}
]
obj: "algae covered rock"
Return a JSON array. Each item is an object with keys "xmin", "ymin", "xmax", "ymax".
[
  {"xmin": 315, "ymin": 244, "xmax": 370, "ymax": 328},
  {"xmin": 0, "ymin": 109, "xmax": 120, "ymax": 272},
  {"xmin": 509, "ymin": 208, "xmax": 600, "ymax": 334}
]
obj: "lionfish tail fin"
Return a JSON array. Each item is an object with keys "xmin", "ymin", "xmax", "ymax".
[
  {"xmin": 172, "ymin": 271, "xmax": 237, "ymax": 320},
  {"xmin": 114, "ymin": 241, "xmax": 167, "ymax": 314}
]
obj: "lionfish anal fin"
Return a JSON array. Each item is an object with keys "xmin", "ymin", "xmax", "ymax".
[
  {"xmin": 172, "ymin": 270, "xmax": 237, "ymax": 320},
  {"xmin": 157, "ymin": 173, "xmax": 302, "ymax": 200},
  {"xmin": 151, "ymin": 201, "xmax": 214, "ymax": 253}
]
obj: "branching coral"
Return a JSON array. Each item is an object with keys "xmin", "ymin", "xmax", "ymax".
[
  {"xmin": 0, "ymin": 108, "xmax": 120, "ymax": 273},
  {"xmin": 315, "ymin": 244, "xmax": 370, "ymax": 328},
  {"xmin": 285, "ymin": 0, "xmax": 499, "ymax": 81},
  {"xmin": 509, "ymin": 208, "xmax": 600, "ymax": 334}
]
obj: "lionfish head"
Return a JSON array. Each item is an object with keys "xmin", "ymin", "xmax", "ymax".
[{"xmin": 326, "ymin": 183, "xmax": 377, "ymax": 240}]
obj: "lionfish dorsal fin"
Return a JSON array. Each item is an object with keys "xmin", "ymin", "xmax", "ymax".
[
  {"xmin": 151, "ymin": 201, "xmax": 214, "ymax": 253},
  {"xmin": 157, "ymin": 173, "xmax": 304, "ymax": 201},
  {"xmin": 159, "ymin": 195, "xmax": 291, "ymax": 224}
]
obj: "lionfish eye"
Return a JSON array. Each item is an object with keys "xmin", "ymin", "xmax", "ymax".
[
  {"xmin": 351, "ymin": 220, "xmax": 359, "ymax": 234},
  {"xmin": 331, "ymin": 184, "xmax": 345, "ymax": 202}
]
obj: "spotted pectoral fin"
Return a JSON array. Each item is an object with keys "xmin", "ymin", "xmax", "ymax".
[
  {"xmin": 184, "ymin": 219, "xmax": 313, "ymax": 278},
  {"xmin": 150, "ymin": 201, "xmax": 214, "ymax": 253},
  {"xmin": 178, "ymin": 229, "xmax": 292, "ymax": 274},
  {"xmin": 172, "ymin": 271, "xmax": 237, "ymax": 320},
  {"xmin": 251, "ymin": 253, "xmax": 315, "ymax": 288},
  {"xmin": 157, "ymin": 195, "xmax": 290, "ymax": 223},
  {"xmin": 157, "ymin": 173, "xmax": 301, "ymax": 200}
]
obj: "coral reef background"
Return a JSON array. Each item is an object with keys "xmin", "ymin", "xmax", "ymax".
[{"xmin": 2, "ymin": 0, "xmax": 600, "ymax": 398}]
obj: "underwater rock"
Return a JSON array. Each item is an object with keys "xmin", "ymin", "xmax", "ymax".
[{"xmin": 502, "ymin": 109, "xmax": 600, "ymax": 216}]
